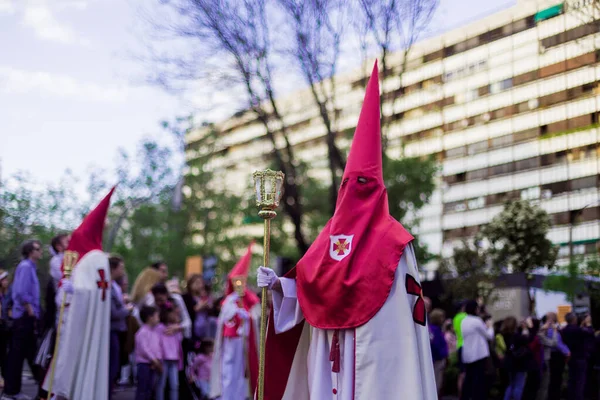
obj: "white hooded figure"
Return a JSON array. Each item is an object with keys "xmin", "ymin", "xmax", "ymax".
[{"xmin": 42, "ymin": 187, "xmax": 115, "ymax": 400}]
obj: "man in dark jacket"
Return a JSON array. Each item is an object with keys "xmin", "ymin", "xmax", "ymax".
[{"xmin": 561, "ymin": 312, "xmax": 594, "ymax": 400}]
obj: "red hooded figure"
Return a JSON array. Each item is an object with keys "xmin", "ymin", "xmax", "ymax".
[
  {"xmin": 259, "ymin": 63, "xmax": 437, "ymax": 400},
  {"xmin": 210, "ymin": 242, "xmax": 261, "ymax": 400}
]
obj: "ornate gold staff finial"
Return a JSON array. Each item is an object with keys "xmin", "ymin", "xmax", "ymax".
[
  {"xmin": 47, "ymin": 250, "xmax": 79, "ymax": 398},
  {"xmin": 252, "ymin": 169, "xmax": 284, "ymax": 400}
]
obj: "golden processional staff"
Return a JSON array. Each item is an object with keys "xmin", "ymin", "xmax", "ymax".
[
  {"xmin": 47, "ymin": 250, "xmax": 79, "ymax": 398},
  {"xmin": 252, "ymin": 169, "xmax": 284, "ymax": 400}
]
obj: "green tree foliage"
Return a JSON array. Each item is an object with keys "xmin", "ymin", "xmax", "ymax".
[
  {"xmin": 173, "ymin": 119, "xmax": 256, "ymax": 285},
  {"xmin": 483, "ymin": 199, "xmax": 558, "ymax": 313},
  {"xmin": 438, "ymin": 239, "xmax": 498, "ymax": 303},
  {"xmin": 543, "ymin": 253, "xmax": 600, "ymax": 304},
  {"xmin": 483, "ymin": 200, "xmax": 558, "ymax": 274}
]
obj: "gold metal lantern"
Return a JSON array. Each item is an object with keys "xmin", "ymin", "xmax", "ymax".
[{"xmin": 252, "ymin": 169, "xmax": 284, "ymax": 400}]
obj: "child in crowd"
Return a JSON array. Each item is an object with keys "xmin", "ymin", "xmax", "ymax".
[
  {"xmin": 134, "ymin": 306, "xmax": 163, "ymax": 400},
  {"xmin": 190, "ymin": 339, "xmax": 214, "ymax": 399},
  {"xmin": 156, "ymin": 301, "xmax": 183, "ymax": 400}
]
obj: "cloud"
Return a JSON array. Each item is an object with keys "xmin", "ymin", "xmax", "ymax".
[
  {"xmin": 0, "ymin": 0, "xmax": 16, "ymax": 14},
  {"xmin": 0, "ymin": 67, "xmax": 129, "ymax": 103},
  {"xmin": 22, "ymin": 3, "xmax": 90, "ymax": 46}
]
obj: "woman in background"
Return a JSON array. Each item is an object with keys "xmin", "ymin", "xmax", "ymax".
[
  {"xmin": 183, "ymin": 275, "xmax": 214, "ymax": 342},
  {"xmin": 131, "ymin": 268, "xmax": 163, "ymax": 310}
]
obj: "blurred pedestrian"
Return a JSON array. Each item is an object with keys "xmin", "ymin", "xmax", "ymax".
[
  {"xmin": 165, "ymin": 278, "xmax": 191, "ymax": 340},
  {"xmin": 501, "ymin": 317, "xmax": 531, "ymax": 400},
  {"xmin": 118, "ymin": 274, "xmax": 140, "ymax": 387},
  {"xmin": 151, "ymin": 262, "xmax": 169, "ymax": 283},
  {"xmin": 3, "ymin": 239, "xmax": 42, "ymax": 399},
  {"xmin": 523, "ymin": 318, "xmax": 543, "ymax": 400},
  {"xmin": 110, "ymin": 256, "xmax": 134, "ymax": 398},
  {"xmin": 430, "ymin": 308, "xmax": 448, "ymax": 396},
  {"xmin": 183, "ymin": 275, "xmax": 214, "ymax": 342},
  {"xmin": 164, "ymin": 278, "xmax": 195, "ymax": 399},
  {"xmin": 190, "ymin": 340, "xmax": 214, "ymax": 399},
  {"xmin": 0, "ymin": 270, "xmax": 9, "ymax": 388},
  {"xmin": 454, "ymin": 302, "xmax": 468, "ymax": 397},
  {"xmin": 444, "ymin": 320, "xmax": 457, "ymax": 354},
  {"xmin": 135, "ymin": 306, "xmax": 163, "ymax": 400},
  {"xmin": 561, "ymin": 312, "xmax": 594, "ymax": 400},
  {"xmin": 131, "ymin": 268, "xmax": 163, "ymax": 310},
  {"xmin": 156, "ymin": 303, "xmax": 183, "ymax": 400},
  {"xmin": 538, "ymin": 312, "xmax": 570, "ymax": 400},
  {"xmin": 460, "ymin": 300, "xmax": 494, "ymax": 400}
]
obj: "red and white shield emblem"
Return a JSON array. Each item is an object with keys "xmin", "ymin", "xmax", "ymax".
[{"xmin": 329, "ymin": 234, "xmax": 354, "ymax": 261}]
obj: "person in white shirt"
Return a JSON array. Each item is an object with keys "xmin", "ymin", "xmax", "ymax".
[{"xmin": 460, "ymin": 300, "xmax": 494, "ymax": 400}]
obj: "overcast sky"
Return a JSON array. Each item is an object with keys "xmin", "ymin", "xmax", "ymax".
[{"xmin": 0, "ymin": 0, "xmax": 515, "ymax": 189}]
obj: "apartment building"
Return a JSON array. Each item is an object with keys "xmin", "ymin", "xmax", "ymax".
[{"xmin": 185, "ymin": 0, "xmax": 600, "ymax": 278}]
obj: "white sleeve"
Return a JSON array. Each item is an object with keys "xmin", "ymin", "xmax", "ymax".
[
  {"xmin": 173, "ymin": 294, "xmax": 192, "ymax": 339},
  {"xmin": 219, "ymin": 295, "xmax": 238, "ymax": 322},
  {"xmin": 271, "ymin": 277, "xmax": 304, "ymax": 334},
  {"xmin": 476, "ymin": 319, "xmax": 494, "ymax": 340}
]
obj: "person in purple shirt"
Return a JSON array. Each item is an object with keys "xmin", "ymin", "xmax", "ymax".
[
  {"xmin": 429, "ymin": 308, "xmax": 449, "ymax": 396},
  {"xmin": 4, "ymin": 239, "xmax": 43, "ymax": 399}
]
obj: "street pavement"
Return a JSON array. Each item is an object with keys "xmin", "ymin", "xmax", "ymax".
[
  {"xmin": 12, "ymin": 370, "xmax": 459, "ymax": 400},
  {"xmin": 14, "ymin": 373, "xmax": 135, "ymax": 400}
]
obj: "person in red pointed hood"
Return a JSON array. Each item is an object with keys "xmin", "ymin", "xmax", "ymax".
[
  {"xmin": 42, "ymin": 187, "xmax": 116, "ymax": 400},
  {"xmin": 257, "ymin": 63, "xmax": 437, "ymax": 399},
  {"xmin": 209, "ymin": 241, "xmax": 261, "ymax": 400}
]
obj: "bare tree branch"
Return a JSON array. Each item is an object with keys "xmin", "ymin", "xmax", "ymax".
[
  {"xmin": 152, "ymin": 0, "xmax": 310, "ymax": 253},
  {"xmin": 359, "ymin": 0, "xmax": 439, "ymax": 152},
  {"xmin": 275, "ymin": 0, "xmax": 347, "ymax": 210}
]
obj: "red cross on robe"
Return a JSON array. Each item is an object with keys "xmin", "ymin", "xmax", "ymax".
[
  {"xmin": 406, "ymin": 274, "xmax": 426, "ymax": 326},
  {"xmin": 97, "ymin": 269, "xmax": 109, "ymax": 301},
  {"xmin": 333, "ymin": 239, "xmax": 348, "ymax": 256}
]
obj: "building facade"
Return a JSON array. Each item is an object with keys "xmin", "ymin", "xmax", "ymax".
[{"xmin": 186, "ymin": 0, "xmax": 600, "ymax": 278}]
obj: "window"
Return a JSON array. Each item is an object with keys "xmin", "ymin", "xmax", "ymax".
[
  {"xmin": 542, "ymin": 181, "xmax": 569, "ymax": 196},
  {"xmin": 489, "ymin": 162, "xmax": 515, "ymax": 176},
  {"xmin": 488, "ymin": 28, "xmax": 504, "ymax": 42},
  {"xmin": 424, "ymin": 49, "xmax": 443, "ymax": 63},
  {"xmin": 490, "ymin": 78, "xmax": 513, "ymax": 94},
  {"xmin": 521, "ymin": 187, "xmax": 541, "ymax": 201},
  {"xmin": 541, "ymin": 22, "xmax": 598, "ymax": 49},
  {"xmin": 446, "ymin": 146, "xmax": 467, "ymax": 158},
  {"xmin": 568, "ymin": 114, "xmax": 592, "ymax": 130},
  {"xmin": 517, "ymin": 101, "xmax": 529, "ymax": 113},
  {"xmin": 514, "ymin": 128, "xmax": 540, "ymax": 143},
  {"xmin": 466, "ymin": 37, "xmax": 479, "ymax": 50},
  {"xmin": 491, "ymin": 134, "xmax": 513, "ymax": 149},
  {"xmin": 468, "ymin": 197, "xmax": 485, "ymax": 210},
  {"xmin": 516, "ymin": 157, "xmax": 540, "ymax": 171},
  {"xmin": 468, "ymin": 140, "xmax": 488, "ymax": 155},
  {"xmin": 571, "ymin": 175, "xmax": 598, "ymax": 191},
  {"xmin": 514, "ymin": 70, "xmax": 538, "ymax": 85},
  {"xmin": 553, "ymin": 211, "xmax": 571, "ymax": 225},
  {"xmin": 467, "ymin": 168, "xmax": 488, "ymax": 181},
  {"xmin": 444, "ymin": 200, "xmax": 466, "ymax": 213}
]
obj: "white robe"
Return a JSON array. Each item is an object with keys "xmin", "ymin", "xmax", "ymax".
[
  {"xmin": 210, "ymin": 294, "xmax": 260, "ymax": 400},
  {"xmin": 43, "ymin": 250, "xmax": 111, "ymax": 400},
  {"xmin": 271, "ymin": 245, "xmax": 437, "ymax": 400}
]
